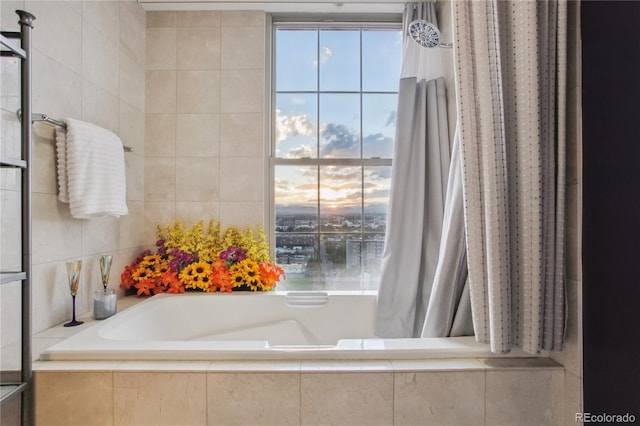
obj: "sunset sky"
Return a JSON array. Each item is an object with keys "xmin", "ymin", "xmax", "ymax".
[{"xmin": 274, "ymin": 28, "xmax": 402, "ymax": 214}]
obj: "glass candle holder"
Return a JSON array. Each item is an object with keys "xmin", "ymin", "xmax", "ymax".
[
  {"xmin": 93, "ymin": 255, "xmax": 117, "ymax": 320},
  {"xmin": 93, "ymin": 288, "xmax": 117, "ymax": 319}
]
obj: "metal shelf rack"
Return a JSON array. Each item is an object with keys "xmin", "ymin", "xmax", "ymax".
[{"xmin": 1, "ymin": 10, "xmax": 36, "ymax": 425}]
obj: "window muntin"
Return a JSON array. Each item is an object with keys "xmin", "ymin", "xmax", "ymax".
[{"xmin": 272, "ymin": 24, "xmax": 401, "ymax": 291}]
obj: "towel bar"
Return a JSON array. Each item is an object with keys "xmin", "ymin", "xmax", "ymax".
[{"xmin": 16, "ymin": 110, "xmax": 134, "ymax": 152}]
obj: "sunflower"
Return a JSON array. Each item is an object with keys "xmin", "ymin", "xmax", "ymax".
[
  {"xmin": 180, "ymin": 262, "xmax": 212, "ymax": 290},
  {"xmin": 229, "ymin": 259, "xmax": 261, "ymax": 290},
  {"xmin": 132, "ymin": 266, "xmax": 153, "ymax": 282}
]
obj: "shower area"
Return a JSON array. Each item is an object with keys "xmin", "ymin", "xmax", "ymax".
[{"xmin": 0, "ymin": 0, "xmax": 583, "ymax": 424}]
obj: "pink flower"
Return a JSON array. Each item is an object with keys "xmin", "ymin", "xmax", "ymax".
[{"xmin": 220, "ymin": 246, "xmax": 247, "ymax": 263}]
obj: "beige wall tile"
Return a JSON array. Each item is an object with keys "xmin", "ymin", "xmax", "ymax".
[
  {"xmin": 0, "ymin": 190, "xmax": 21, "ymax": 270},
  {"xmin": 1, "ymin": 55, "xmax": 21, "ymax": 113},
  {"xmin": 177, "ymin": 11, "xmax": 220, "ymax": 27},
  {"xmin": 82, "ymin": 24, "xmax": 119, "ymax": 96},
  {"xmin": 176, "ymin": 202, "xmax": 220, "ymax": 227},
  {"xmin": 207, "ymin": 372, "xmax": 300, "ymax": 425},
  {"xmin": 144, "ymin": 202, "xmax": 176, "ymax": 243},
  {"xmin": 83, "ymin": 0, "xmax": 120, "ymax": 44},
  {"xmin": 31, "ymin": 50, "xmax": 82, "ymax": 121},
  {"xmin": 146, "ymin": 70, "xmax": 176, "ymax": 113},
  {"xmin": 221, "ymin": 27, "xmax": 265, "ymax": 70},
  {"xmin": 146, "ymin": 27, "xmax": 177, "ymax": 70},
  {"xmin": 146, "ymin": 113, "xmax": 176, "ymax": 157},
  {"xmin": 118, "ymin": 201, "xmax": 146, "ymax": 250},
  {"xmin": 1, "ymin": 2, "xmax": 24, "ymax": 30},
  {"xmin": 82, "ymin": 216, "xmax": 120, "ymax": 256},
  {"xmin": 176, "ymin": 114, "xmax": 219, "ymax": 157},
  {"xmin": 0, "ymin": 281, "xmax": 21, "ymax": 350},
  {"xmin": 147, "ymin": 11, "xmax": 177, "ymax": 28},
  {"xmin": 565, "ymin": 371, "xmax": 582, "ymax": 425},
  {"xmin": 145, "ymin": 157, "xmax": 176, "ymax": 201},
  {"xmin": 119, "ymin": 101, "xmax": 145, "ymax": 155},
  {"xmin": 124, "ymin": 153, "xmax": 144, "ymax": 202},
  {"xmin": 394, "ymin": 371, "xmax": 485, "ymax": 425},
  {"xmin": 175, "ymin": 157, "xmax": 219, "ymax": 201},
  {"xmin": 35, "ymin": 371, "xmax": 113, "ymax": 426},
  {"xmin": 177, "ymin": 27, "xmax": 221, "ymax": 70},
  {"xmin": 32, "ymin": 193, "xmax": 82, "ymax": 264},
  {"xmin": 219, "ymin": 201, "xmax": 265, "ymax": 228},
  {"xmin": 31, "ymin": 261, "xmax": 74, "ymax": 333},
  {"xmin": 177, "ymin": 70, "xmax": 220, "ymax": 113},
  {"xmin": 219, "ymin": 157, "xmax": 264, "ymax": 202},
  {"xmin": 221, "ymin": 11, "xmax": 265, "ymax": 28},
  {"xmin": 220, "ymin": 113, "xmax": 264, "ymax": 157},
  {"xmin": 0, "ymin": 110, "xmax": 21, "ymax": 160},
  {"xmin": 120, "ymin": 51, "xmax": 145, "ymax": 111},
  {"xmin": 29, "ymin": 0, "xmax": 82, "ymax": 74},
  {"xmin": 81, "ymin": 80, "xmax": 120, "ymax": 134},
  {"xmin": 114, "ymin": 372, "xmax": 207, "ymax": 426},
  {"xmin": 485, "ymin": 369, "xmax": 564, "ymax": 426},
  {"xmin": 119, "ymin": 3, "xmax": 146, "ymax": 68},
  {"xmin": 220, "ymin": 70, "xmax": 264, "ymax": 113},
  {"xmin": 32, "ymin": 126, "xmax": 58, "ymax": 195},
  {"xmin": 301, "ymin": 372, "xmax": 394, "ymax": 426}
]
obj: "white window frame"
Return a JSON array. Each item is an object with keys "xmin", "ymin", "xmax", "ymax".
[{"xmin": 266, "ymin": 16, "xmax": 401, "ymax": 289}]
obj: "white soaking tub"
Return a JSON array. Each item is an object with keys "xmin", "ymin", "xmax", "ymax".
[{"xmin": 40, "ymin": 291, "xmax": 518, "ymax": 361}]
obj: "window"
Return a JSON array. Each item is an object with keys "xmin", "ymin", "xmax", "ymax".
[{"xmin": 271, "ymin": 23, "xmax": 402, "ymax": 291}]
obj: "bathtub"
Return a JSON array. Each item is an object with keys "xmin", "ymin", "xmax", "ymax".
[{"xmin": 40, "ymin": 291, "xmax": 527, "ymax": 361}]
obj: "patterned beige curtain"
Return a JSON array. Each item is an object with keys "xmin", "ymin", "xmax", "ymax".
[{"xmin": 452, "ymin": 0, "xmax": 567, "ymax": 353}]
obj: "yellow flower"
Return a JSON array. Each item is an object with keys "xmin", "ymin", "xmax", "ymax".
[
  {"xmin": 132, "ymin": 267, "xmax": 153, "ymax": 282},
  {"xmin": 228, "ymin": 259, "xmax": 261, "ymax": 290},
  {"xmin": 179, "ymin": 262, "xmax": 212, "ymax": 290}
]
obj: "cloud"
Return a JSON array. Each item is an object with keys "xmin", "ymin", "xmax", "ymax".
[
  {"xmin": 320, "ymin": 123, "xmax": 359, "ymax": 157},
  {"xmin": 313, "ymin": 46, "xmax": 332, "ymax": 67},
  {"xmin": 363, "ymin": 133, "xmax": 393, "ymax": 158},
  {"xmin": 275, "ymin": 109, "xmax": 316, "ymax": 144}
]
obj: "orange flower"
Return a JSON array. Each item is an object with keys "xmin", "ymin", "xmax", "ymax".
[
  {"xmin": 135, "ymin": 279, "xmax": 155, "ymax": 296},
  {"xmin": 259, "ymin": 262, "xmax": 285, "ymax": 289},
  {"xmin": 167, "ymin": 281, "xmax": 185, "ymax": 294},
  {"xmin": 210, "ymin": 259, "xmax": 233, "ymax": 293},
  {"xmin": 120, "ymin": 265, "xmax": 136, "ymax": 290}
]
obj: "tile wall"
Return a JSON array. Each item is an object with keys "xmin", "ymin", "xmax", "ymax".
[
  {"xmin": 143, "ymin": 10, "xmax": 267, "ymax": 243},
  {"xmin": 0, "ymin": 0, "xmax": 146, "ymax": 361},
  {"xmin": 34, "ymin": 359, "xmax": 566, "ymax": 426}
]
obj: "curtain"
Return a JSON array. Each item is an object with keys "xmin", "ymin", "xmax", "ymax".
[
  {"xmin": 375, "ymin": 2, "xmax": 472, "ymax": 338},
  {"xmin": 452, "ymin": 0, "xmax": 567, "ymax": 353}
]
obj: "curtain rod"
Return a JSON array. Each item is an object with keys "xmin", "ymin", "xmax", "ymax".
[{"xmin": 17, "ymin": 110, "xmax": 134, "ymax": 152}]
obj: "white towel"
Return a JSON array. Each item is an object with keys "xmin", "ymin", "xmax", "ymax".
[
  {"xmin": 55, "ymin": 118, "xmax": 128, "ymax": 219},
  {"xmin": 55, "ymin": 128, "xmax": 69, "ymax": 203}
]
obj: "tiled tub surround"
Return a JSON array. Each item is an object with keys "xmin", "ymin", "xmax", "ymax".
[{"xmin": 34, "ymin": 358, "xmax": 564, "ymax": 425}]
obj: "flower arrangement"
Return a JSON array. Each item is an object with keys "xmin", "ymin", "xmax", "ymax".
[{"xmin": 120, "ymin": 220, "xmax": 285, "ymax": 296}]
